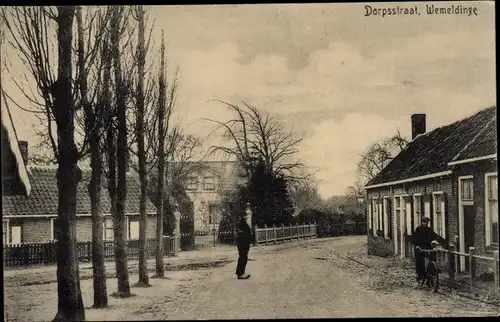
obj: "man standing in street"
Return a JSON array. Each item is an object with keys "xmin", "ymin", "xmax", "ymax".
[{"xmin": 235, "ymin": 211, "xmax": 252, "ymax": 280}]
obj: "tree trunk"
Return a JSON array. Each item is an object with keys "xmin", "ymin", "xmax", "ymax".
[
  {"xmin": 135, "ymin": 6, "xmax": 150, "ymax": 287},
  {"xmin": 77, "ymin": 6, "xmax": 108, "ymax": 308},
  {"xmin": 53, "ymin": 6, "xmax": 85, "ymax": 322},
  {"xmin": 155, "ymin": 30, "xmax": 167, "ymax": 278},
  {"xmin": 89, "ymin": 140, "xmax": 108, "ymax": 307},
  {"xmin": 111, "ymin": 6, "xmax": 131, "ymax": 297}
]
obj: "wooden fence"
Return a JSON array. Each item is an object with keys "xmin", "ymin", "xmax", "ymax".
[
  {"xmin": 433, "ymin": 236, "xmax": 500, "ymax": 298},
  {"xmin": 3, "ymin": 236, "xmax": 177, "ymax": 268},
  {"xmin": 254, "ymin": 223, "xmax": 317, "ymax": 245}
]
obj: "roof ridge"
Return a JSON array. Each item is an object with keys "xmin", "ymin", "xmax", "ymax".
[
  {"xmin": 450, "ymin": 115, "xmax": 497, "ymax": 162},
  {"xmin": 415, "ymin": 105, "xmax": 496, "ymax": 141}
]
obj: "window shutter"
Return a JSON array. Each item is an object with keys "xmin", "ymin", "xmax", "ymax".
[
  {"xmin": 378, "ymin": 199, "xmax": 383, "ymax": 234},
  {"xmin": 406, "ymin": 198, "xmax": 413, "ymax": 235},
  {"xmin": 368, "ymin": 202, "xmax": 372, "ymax": 230},
  {"xmin": 387, "ymin": 198, "xmax": 393, "ymax": 239}
]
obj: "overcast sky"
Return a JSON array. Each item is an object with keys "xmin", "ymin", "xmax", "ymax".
[{"xmin": 2, "ymin": 2, "xmax": 496, "ymax": 197}]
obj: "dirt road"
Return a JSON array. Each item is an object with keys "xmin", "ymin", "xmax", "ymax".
[
  {"xmin": 149, "ymin": 236, "xmax": 498, "ymax": 319},
  {"xmin": 4, "ymin": 236, "xmax": 498, "ymax": 321}
]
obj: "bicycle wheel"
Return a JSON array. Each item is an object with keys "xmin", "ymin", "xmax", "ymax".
[{"xmin": 428, "ymin": 261, "xmax": 439, "ymax": 293}]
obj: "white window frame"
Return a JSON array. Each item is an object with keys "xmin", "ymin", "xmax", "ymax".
[
  {"xmin": 383, "ymin": 196, "xmax": 390, "ymax": 238},
  {"xmin": 402, "ymin": 195, "xmax": 411, "ymax": 236},
  {"xmin": 103, "ymin": 217, "xmax": 114, "ymax": 241},
  {"xmin": 50, "ymin": 218, "xmax": 57, "ymax": 241},
  {"xmin": 432, "ymin": 191, "xmax": 446, "ymax": 239},
  {"xmin": 413, "ymin": 194, "xmax": 422, "ymax": 232},
  {"xmin": 368, "ymin": 200, "xmax": 372, "ymax": 231},
  {"xmin": 393, "ymin": 195, "xmax": 402, "ymax": 256},
  {"xmin": 3, "ymin": 219, "xmax": 10, "ymax": 245},
  {"xmin": 10, "ymin": 225, "xmax": 22, "ymax": 245},
  {"xmin": 460, "ymin": 177, "xmax": 474, "ymax": 203},
  {"xmin": 485, "ymin": 172, "xmax": 498, "ymax": 247},
  {"xmin": 378, "ymin": 200, "xmax": 383, "ymax": 235},
  {"xmin": 372, "ymin": 197, "xmax": 379, "ymax": 236},
  {"xmin": 127, "ymin": 217, "xmax": 140, "ymax": 240}
]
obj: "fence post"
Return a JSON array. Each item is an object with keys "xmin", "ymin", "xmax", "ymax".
[
  {"xmin": 254, "ymin": 225, "xmax": 259, "ymax": 245},
  {"xmin": 493, "ymin": 250, "xmax": 499, "ymax": 298},
  {"xmin": 289, "ymin": 223, "xmax": 293, "ymax": 241},
  {"xmin": 468, "ymin": 246, "xmax": 475, "ymax": 292},
  {"xmin": 447, "ymin": 244, "xmax": 455, "ymax": 281},
  {"xmin": 454, "ymin": 235, "xmax": 460, "ymax": 274},
  {"xmin": 273, "ymin": 224, "xmax": 276, "ymax": 244},
  {"xmin": 281, "ymin": 224, "xmax": 285, "ymax": 243},
  {"xmin": 264, "ymin": 225, "xmax": 268, "ymax": 245}
]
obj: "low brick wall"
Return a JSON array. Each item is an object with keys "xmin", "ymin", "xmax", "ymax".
[{"xmin": 367, "ymin": 232, "xmax": 394, "ymax": 257}]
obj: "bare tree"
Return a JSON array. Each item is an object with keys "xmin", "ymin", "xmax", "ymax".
[
  {"xmin": 110, "ymin": 5, "xmax": 132, "ymax": 298},
  {"xmin": 356, "ymin": 129, "xmax": 409, "ymax": 185},
  {"xmin": 2, "ymin": 6, "xmax": 113, "ymax": 319},
  {"xmin": 206, "ymin": 101, "xmax": 307, "ymax": 183},
  {"xmin": 75, "ymin": 6, "xmax": 115, "ymax": 308}
]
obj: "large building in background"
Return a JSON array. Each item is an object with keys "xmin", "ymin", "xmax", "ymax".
[{"xmin": 180, "ymin": 161, "xmax": 246, "ymax": 234}]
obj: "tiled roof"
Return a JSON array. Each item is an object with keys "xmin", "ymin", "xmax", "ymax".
[
  {"xmin": 367, "ymin": 106, "xmax": 497, "ymax": 186},
  {"xmin": 2, "ymin": 166, "xmax": 157, "ymax": 217},
  {"xmin": 451, "ymin": 116, "xmax": 497, "ymax": 162}
]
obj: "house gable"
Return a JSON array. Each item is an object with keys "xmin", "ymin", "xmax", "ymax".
[{"xmin": 1, "ymin": 102, "xmax": 31, "ymax": 196}]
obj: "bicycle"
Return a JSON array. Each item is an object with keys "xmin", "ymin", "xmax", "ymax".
[{"xmin": 416, "ymin": 245, "xmax": 440, "ymax": 293}]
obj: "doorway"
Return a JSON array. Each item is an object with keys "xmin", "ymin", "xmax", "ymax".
[{"xmin": 462, "ymin": 205, "xmax": 475, "ymax": 273}]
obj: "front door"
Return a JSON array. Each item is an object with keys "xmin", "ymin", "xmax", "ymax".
[{"xmin": 463, "ymin": 205, "xmax": 475, "ymax": 272}]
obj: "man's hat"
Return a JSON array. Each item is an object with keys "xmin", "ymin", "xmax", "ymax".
[{"xmin": 422, "ymin": 217, "xmax": 430, "ymax": 223}]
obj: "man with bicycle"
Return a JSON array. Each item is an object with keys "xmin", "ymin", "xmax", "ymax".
[{"xmin": 411, "ymin": 217, "xmax": 448, "ymax": 284}]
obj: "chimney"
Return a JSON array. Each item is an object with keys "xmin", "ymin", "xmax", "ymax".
[
  {"xmin": 18, "ymin": 141, "xmax": 28, "ymax": 165},
  {"xmin": 411, "ymin": 114, "xmax": 426, "ymax": 140}
]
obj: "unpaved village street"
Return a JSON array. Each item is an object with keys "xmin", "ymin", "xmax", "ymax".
[{"xmin": 4, "ymin": 236, "xmax": 499, "ymax": 321}]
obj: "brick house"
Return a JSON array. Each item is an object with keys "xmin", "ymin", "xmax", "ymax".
[
  {"xmin": 2, "ymin": 108, "xmax": 158, "ymax": 245},
  {"xmin": 181, "ymin": 161, "xmax": 246, "ymax": 234},
  {"xmin": 364, "ymin": 106, "xmax": 497, "ymax": 275}
]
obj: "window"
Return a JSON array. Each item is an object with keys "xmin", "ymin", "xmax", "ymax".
[
  {"xmin": 11, "ymin": 226, "xmax": 22, "ymax": 244},
  {"xmin": 383, "ymin": 197, "xmax": 390, "ymax": 237},
  {"xmin": 104, "ymin": 217, "xmax": 114, "ymax": 241},
  {"xmin": 203, "ymin": 176, "xmax": 215, "ymax": 191},
  {"xmin": 3, "ymin": 220, "xmax": 9, "ymax": 245},
  {"xmin": 378, "ymin": 200, "xmax": 383, "ymax": 234},
  {"xmin": 433, "ymin": 193, "xmax": 445, "ymax": 238},
  {"xmin": 128, "ymin": 220, "xmax": 140, "ymax": 240},
  {"xmin": 50, "ymin": 218, "xmax": 60, "ymax": 241},
  {"xmin": 403, "ymin": 197, "xmax": 411, "ymax": 235},
  {"xmin": 486, "ymin": 174, "xmax": 498, "ymax": 246},
  {"xmin": 372, "ymin": 198, "xmax": 378, "ymax": 235},
  {"xmin": 395, "ymin": 196, "xmax": 401, "ymax": 235},
  {"xmin": 460, "ymin": 178, "xmax": 474, "ymax": 202},
  {"xmin": 413, "ymin": 195, "xmax": 422, "ymax": 231},
  {"xmin": 186, "ymin": 176, "xmax": 199, "ymax": 190}
]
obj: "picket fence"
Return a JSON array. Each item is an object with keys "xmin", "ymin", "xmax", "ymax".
[
  {"xmin": 3, "ymin": 236, "xmax": 177, "ymax": 268},
  {"xmin": 254, "ymin": 223, "xmax": 317, "ymax": 245}
]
